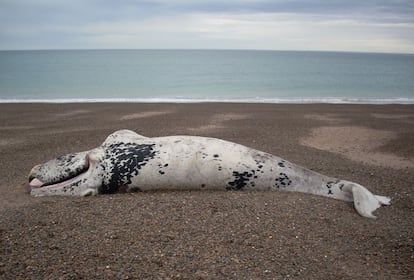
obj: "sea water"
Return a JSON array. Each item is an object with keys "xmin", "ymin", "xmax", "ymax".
[{"xmin": 0, "ymin": 49, "xmax": 413, "ymax": 103}]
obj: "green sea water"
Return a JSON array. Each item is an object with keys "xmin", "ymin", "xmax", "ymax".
[{"xmin": 0, "ymin": 49, "xmax": 413, "ymax": 103}]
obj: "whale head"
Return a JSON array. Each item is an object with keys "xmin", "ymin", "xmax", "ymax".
[{"xmin": 28, "ymin": 130, "xmax": 153, "ymax": 196}]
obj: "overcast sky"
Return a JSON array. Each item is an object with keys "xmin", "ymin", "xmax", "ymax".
[{"xmin": 1, "ymin": 0, "xmax": 413, "ymax": 53}]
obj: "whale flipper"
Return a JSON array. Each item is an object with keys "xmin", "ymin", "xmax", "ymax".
[{"xmin": 350, "ymin": 183, "xmax": 391, "ymax": 218}]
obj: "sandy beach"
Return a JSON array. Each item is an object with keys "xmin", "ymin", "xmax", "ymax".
[{"xmin": 0, "ymin": 103, "xmax": 413, "ymax": 279}]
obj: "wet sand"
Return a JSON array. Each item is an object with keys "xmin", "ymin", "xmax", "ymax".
[{"xmin": 0, "ymin": 103, "xmax": 413, "ymax": 279}]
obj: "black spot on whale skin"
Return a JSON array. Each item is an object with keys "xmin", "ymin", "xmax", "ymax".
[
  {"xmin": 56, "ymin": 154, "xmax": 76, "ymax": 163},
  {"xmin": 275, "ymin": 172, "xmax": 292, "ymax": 188},
  {"xmin": 100, "ymin": 143, "xmax": 157, "ymax": 194},
  {"xmin": 71, "ymin": 180, "xmax": 82, "ymax": 187},
  {"xmin": 226, "ymin": 171, "xmax": 254, "ymax": 190},
  {"xmin": 157, "ymin": 163, "xmax": 169, "ymax": 174},
  {"xmin": 326, "ymin": 180, "xmax": 340, "ymax": 195}
]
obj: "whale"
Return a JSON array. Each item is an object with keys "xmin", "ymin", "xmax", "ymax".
[{"xmin": 28, "ymin": 130, "xmax": 391, "ymax": 218}]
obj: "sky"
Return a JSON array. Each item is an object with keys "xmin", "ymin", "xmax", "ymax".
[{"xmin": 0, "ymin": 0, "xmax": 413, "ymax": 53}]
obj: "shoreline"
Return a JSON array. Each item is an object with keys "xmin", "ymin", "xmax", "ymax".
[
  {"xmin": 1, "ymin": 103, "xmax": 413, "ymax": 279},
  {"xmin": 1, "ymin": 98, "xmax": 414, "ymax": 104}
]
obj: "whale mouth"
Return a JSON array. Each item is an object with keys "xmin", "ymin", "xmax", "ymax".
[{"xmin": 29, "ymin": 156, "xmax": 90, "ymax": 191}]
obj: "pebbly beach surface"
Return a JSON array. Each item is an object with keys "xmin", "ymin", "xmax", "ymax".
[{"xmin": 0, "ymin": 103, "xmax": 413, "ymax": 279}]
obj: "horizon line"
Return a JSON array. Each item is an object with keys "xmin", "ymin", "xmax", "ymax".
[
  {"xmin": 2, "ymin": 97, "xmax": 414, "ymax": 105},
  {"xmin": 0, "ymin": 48, "xmax": 413, "ymax": 56}
]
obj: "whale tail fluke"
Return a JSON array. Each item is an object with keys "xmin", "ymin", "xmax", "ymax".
[
  {"xmin": 349, "ymin": 183, "xmax": 391, "ymax": 219},
  {"xmin": 375, "ymin": 195, "xmax": 392, "ymax": 206}
]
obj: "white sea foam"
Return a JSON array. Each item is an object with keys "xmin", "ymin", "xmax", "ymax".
[{"xmin": 1, "ymin": 97, "xmax": 414, "ymax": 104}]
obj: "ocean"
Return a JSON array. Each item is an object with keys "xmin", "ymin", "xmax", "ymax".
[{"xmin": 0, "ymin": 49, "xmax": 413, "ymax": 103}]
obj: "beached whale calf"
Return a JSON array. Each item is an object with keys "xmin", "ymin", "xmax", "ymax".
[{"xmin": 29, "ymin": 130, "xmax": 390, "ymax": 218}]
